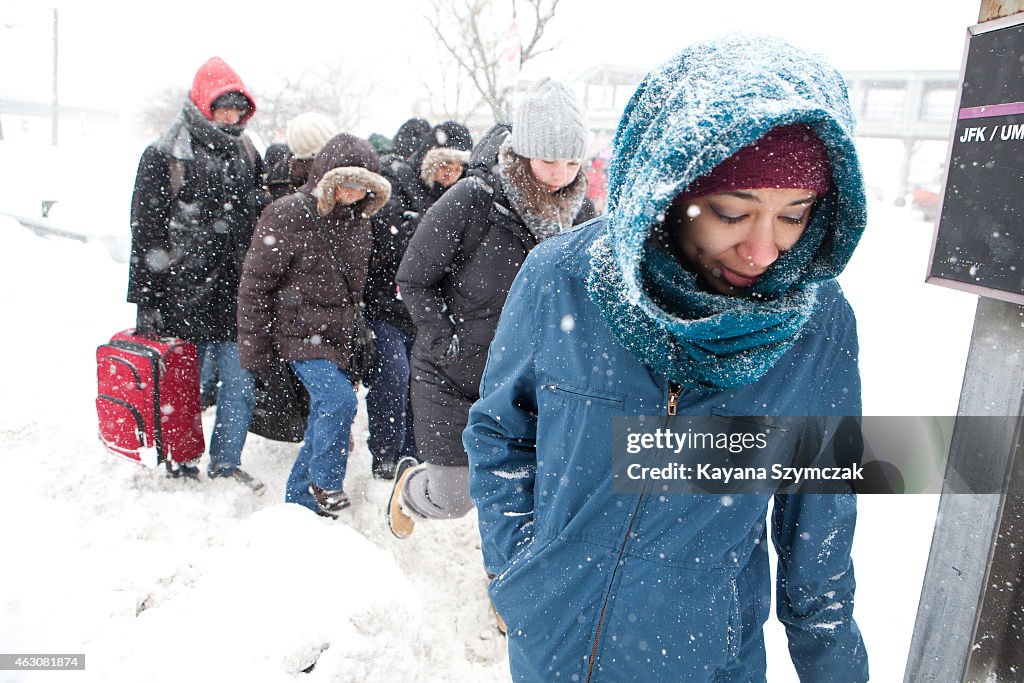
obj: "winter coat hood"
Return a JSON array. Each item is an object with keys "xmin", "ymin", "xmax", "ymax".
[
  {"xmin": 467, "ymin": 123, "xmax": 511, "ymax": 178},
  {"xmin": 391, "ymin": 118, "xmax": 432, "ymax": 160},
  {"xmin": 303, "ymin": 133, "xmax": 390, "ymax": 218},
  {"xmin": 264, "ymin": 142, "xmax": 291, "ymax": 170},
  {"xmin": 419, "ymin": 147, "xmax": 471, "ymax": 186},
  {"xmin": 189, "ymin": 57, "xmax": 256, "ymax": 124},
  {"xmin": 410, "ymin": 121, "xmax": 474, "ymax": 183},
  {"xmin": 605, "ymin": 33, "xmax": 865, "ymax": 302},
  {"xmin": 588, "ymin": 34, "xmax": 867, "ymax": 393}
]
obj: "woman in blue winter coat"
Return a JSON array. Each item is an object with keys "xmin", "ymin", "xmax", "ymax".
[{"xmin": 464, "ymin": 35, "xmax": 870, "ymax": 682}]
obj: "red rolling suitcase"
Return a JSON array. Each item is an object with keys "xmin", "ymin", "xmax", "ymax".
[{"xmin": 96, "ymin": 329, "xmax": 205, "ymax": 469}]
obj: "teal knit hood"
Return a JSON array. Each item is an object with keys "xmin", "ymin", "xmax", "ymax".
[{"xmin": 587, "ymin": 34, "xmax": 867, "ymax": 393}]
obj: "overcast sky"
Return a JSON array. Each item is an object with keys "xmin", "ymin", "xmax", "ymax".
[{"xmin": 1, "ymin": 1, "xmax": 982, "ymax": 137}]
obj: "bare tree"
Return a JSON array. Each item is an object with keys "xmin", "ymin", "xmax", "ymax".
[
  {"xmin": 426, "ymin": 0, "xmax": 562, "ymax": 123},
  {"xmin": 255, "ymin": 58, "xmax": 375, "ymax": 143},
  {"xmin": 135, "ymin": 87, "xmax": 188, "ymax": 139},
  {"xmin": 420, "ymin": 51, "xmax": 473, "ymax": 122}
]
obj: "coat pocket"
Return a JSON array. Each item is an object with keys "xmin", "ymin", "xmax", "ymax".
[
  {"xmin": 595, "ymin": 560, "xmax": 742, "ymax": 679},
  {"xmin": 540, "ymin": 381, "xmax": 626, "ymax": 410},
  {"xmin": 489, "ymin": 537, "xmax": 611, "ymax": 681}
]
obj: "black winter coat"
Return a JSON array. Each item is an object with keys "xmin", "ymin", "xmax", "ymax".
[
  {"xmin": 366, "ymin": 147, "xmax": 463, "ymax": 334},
  {"xmin": 397, "ymin": 125, "xmax": 595, "ymax": 466},
  {"xmin": 365, "ymin": 197, "xmax": 418, "ymax": 335},
  {"xmin": 127, "ymin": 102, "xmax": 266, "ymax": 341}
]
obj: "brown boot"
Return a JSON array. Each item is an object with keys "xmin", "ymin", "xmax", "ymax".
[
  {"xmin": 309, "ymin": 483, "xmax": 351, "ymax": 518},
  {"xmin": 492, "ymin": 600, "xmax": 508, "ymax": 635},
  {"xmin": 387, "ymin": 457, "xmax": 420, "ymax": 539},
  {"xmin": 486, "ymin": 574, "xmax": 508, "ymax": 635}
]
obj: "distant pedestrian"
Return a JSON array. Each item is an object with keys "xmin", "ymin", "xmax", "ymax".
[
  {"xmin": 127, "ymin": 56, "xmax": 267, "ymax": 491},
  {"xmin": 584, "ymin": 156, "xmax": 608, "ymax": 214},
  {"xmin": 264, "ymin": 112, "xmax": 338, "ymax": 201},
  {"xmin": 377, "ymin": 118, "xmax": 433, "ymax": 224}
]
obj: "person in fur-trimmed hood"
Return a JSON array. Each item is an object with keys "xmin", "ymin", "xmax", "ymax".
[
  {"xmin": 127, "ymin": 55, "xmax": 266, "ymax": 486},
  {"xmin": 389, "ymin": 79, "xmax": 595, "ymax": 538},
  {"xmin": 465, "ymin": 35, "xmax": 869, "ymax": 682},
  {"xmin": 363, "ymin": 121, "xmax": 473, "ymax": 481},
  {"xmin": 237, "ymin": 133, "xmax": 390, "ymax": 516}
]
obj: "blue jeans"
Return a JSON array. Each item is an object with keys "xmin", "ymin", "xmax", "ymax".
[
  {"xmin": 195, "ymin": 341, "xmax": 254, "ymax": 474},
  {"xmin": 366, "ymin": 321, "xmax": 417, "ymax": 467},
  {"xmin": 287, "ymin": 359, "xmax": 358, "ymax": 511}
]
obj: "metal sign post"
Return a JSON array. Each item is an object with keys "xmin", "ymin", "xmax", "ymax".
[{"xmin": 907, "ymin": 3, "xmax": 1024, "ymax": 681}]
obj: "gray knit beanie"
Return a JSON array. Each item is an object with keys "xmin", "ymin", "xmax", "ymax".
[
  {"xmin": 286, "ymin": 112, "xmax": 339, "ymax": 160},
  {"xmin": 510, "ymin": 78, "xmax": 588, "ymax": 161}
]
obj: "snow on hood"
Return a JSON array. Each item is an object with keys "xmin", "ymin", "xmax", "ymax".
[{"xmin": 606, "ymin": 33, "xmax": 868, "ymax": 305}]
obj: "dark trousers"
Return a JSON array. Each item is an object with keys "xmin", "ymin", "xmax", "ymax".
[{"xmin": 366, "ymin": 320, "xmax": 418, "ymax": 468}]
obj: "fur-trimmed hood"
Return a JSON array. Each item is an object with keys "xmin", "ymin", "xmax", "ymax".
[
  {"xmin": 301, "ymin": 133, "xmax": 389, "ymax": 218},
  {"xmin": 316, "ymin": 166, "xmax": 391, "ymax": 217},
  {"xmin": 419, "ymin": 147, "xmax": 471, "ymax": 186}
]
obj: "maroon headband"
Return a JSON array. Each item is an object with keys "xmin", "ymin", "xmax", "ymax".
[{"xmin": 680, "ymin": 123, "xmax": 831, "ymax": 200}]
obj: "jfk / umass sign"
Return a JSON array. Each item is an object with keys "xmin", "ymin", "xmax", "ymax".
[{"xmin": 929, "ymin": 15, "xmax": 1024, "ymax": 304}]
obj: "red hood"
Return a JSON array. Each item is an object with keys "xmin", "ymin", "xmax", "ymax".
[{"xmin": 188, "ymin": 56, "xmax": 256, "ymax": 124}]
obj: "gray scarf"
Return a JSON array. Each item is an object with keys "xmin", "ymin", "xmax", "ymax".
[{"xmin": 497, "ymin": 142, "xmax": 587, "ymax": 241}]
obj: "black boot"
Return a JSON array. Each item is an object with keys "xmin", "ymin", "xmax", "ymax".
[{"xmin": 372, "ymin": 455, "xmax": 398, "ymax": 480}]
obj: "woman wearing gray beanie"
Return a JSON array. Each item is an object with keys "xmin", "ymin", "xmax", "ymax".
[{"xmin": 390, "ymin": 78, "xmax": 596, "ymax": 540}]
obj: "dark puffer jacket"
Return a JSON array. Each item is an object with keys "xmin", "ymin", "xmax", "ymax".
[
  {"xmin": 127, "ymin": 57, "xmax": 265, "ymax": 342},
  {"xmin": 366, "ymin": 121, "xmax": 473, "ymax": 335},
  {"xmin": 396, "ymin": 124, "xmax": 595, "ymax": 466},
  {"xmin": 237, "ymin": 134, "xmax": 390, "ymax": 375}
]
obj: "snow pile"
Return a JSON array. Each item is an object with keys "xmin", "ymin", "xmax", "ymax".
[{"xmin": 89, "ymin": 505, "xmax": 425, "ymax": 681}]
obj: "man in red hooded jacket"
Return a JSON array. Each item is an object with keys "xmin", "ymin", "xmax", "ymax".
[{"xmin": 128, "ymin": 56, "xmax": 268, "ymax": 490}]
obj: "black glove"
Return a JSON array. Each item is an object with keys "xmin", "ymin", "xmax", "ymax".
[
  {"xmin": 135, "ymin": 306, "xmax": 163, "ymax": 337},
  {"xmin": 442, "ymin": 333, "xmax": 461, "ymax": 364},
  {"xmin": 248, "ymin": 365, "xmax": 273, "ymax": 387}
]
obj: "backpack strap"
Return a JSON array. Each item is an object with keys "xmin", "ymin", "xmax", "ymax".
[{"xmin": 295, "ymin": 193, "xmax": 362, "ymax": 311}]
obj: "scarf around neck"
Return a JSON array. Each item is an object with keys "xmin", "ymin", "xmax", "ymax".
[
  {"xmin": 586, "ymin": 230, "xmax": 819, "ymax": 395},
  {"xmin": 158, "ymin": 102, "xmax": 254, "ymax": 177},
  {"xmin": 497, "ymin": 142, "xmax": 587, "ymax": 241}
]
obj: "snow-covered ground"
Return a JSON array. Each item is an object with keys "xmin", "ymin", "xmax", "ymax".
[{"xmin": 0, "ymin": 137, "xmax": 979, "ymax": 682}]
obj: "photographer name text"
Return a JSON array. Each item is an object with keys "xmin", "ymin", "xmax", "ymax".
[{"xmin": 625, "ymin": 462, "xmax": 865, "ymax": 485}]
